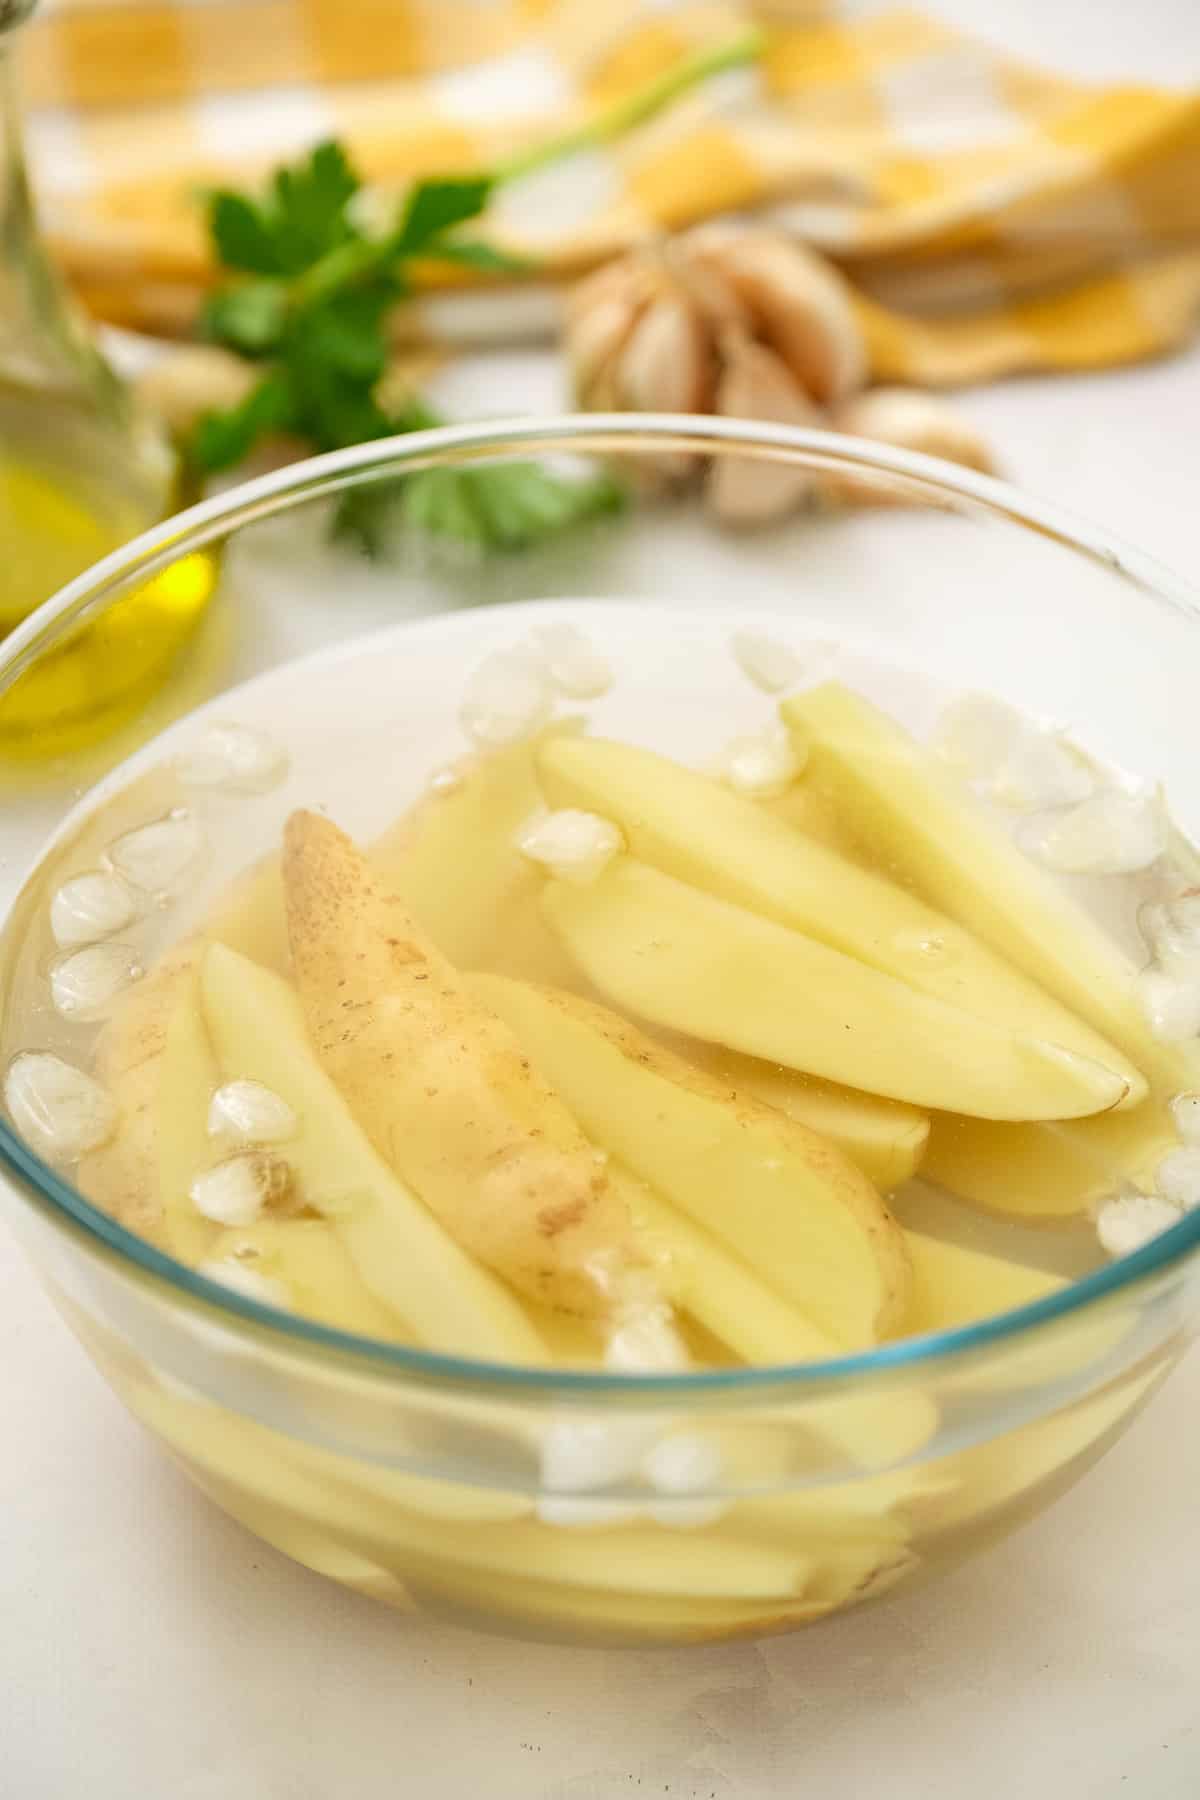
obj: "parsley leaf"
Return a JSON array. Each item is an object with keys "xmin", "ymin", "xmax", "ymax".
[{"xmin": 190, "ymin": 141, "xmax": 626, "ymax": 555}]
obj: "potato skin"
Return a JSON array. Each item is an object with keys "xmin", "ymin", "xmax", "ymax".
[{"xmin": 283, "ymin": 810, "xmax": 633, "ymax": 1315}]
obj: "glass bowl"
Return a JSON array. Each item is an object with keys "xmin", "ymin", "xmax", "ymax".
[{"xmin": 2, "ymin": 414, "xmax": 1200, "ymax": 1649}]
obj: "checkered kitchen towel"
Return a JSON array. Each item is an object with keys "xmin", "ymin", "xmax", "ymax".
[{"xmin": 20, "ymin": 0, "xmax": 1200, "ymax": 384}]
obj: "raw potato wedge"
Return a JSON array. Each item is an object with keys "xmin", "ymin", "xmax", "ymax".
[
  {"xmin": 538, "ymin": 735, "xmax": 1142, "ymax": 1104},
  {"xmin": 669, "ymin": 1039, "xmax": 929, "ymax": 1190},
  {"xmin": 77, "ymin": 942, "xmax": 200, "ymax": 1245},
  {"xmin": 201, "ymin": 942, "xmax": 548, "ymax": 1363},
  {"xmin": 541, "ymin": 858, "xmax": 1135, "ymax": 1121},
  {"xmin": 156, "ymin": 966, "xmax": 222, "ymax": 1264},
  {"xmin": 782, "ymin": 682, "xmax": 1179, "ymax": 1088},
  {"xmin": 922, "ymin": 1100, "xmax": 1179, "ymax": 1220},
  {"xmin": 471, "ymin": 972, "xmax": 909, "ymax": 1346},
  {"xmin": 213, "ymin": 1217, "xmax": 406, "ymax": 1338},
  {"xmin": 614, "ymin": 1167, "xmax": 935, "ymax": 1466},
  {"xmin": 372, "ymin": 725, "xmax": 582, "ymax": 986},
  {"xmin": 759, "ymin": 777, "xmax": 865, "ymax": 861},
  {"xmin": 902, "ymin": 1230, "xmax": 1064, "ymax": 1335},
  {"xmin": 282, "ymin": 810, "xmax": 634, "ymax": 1316}
]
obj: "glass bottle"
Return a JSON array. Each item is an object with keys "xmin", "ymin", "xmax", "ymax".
[{"xmin": 0, "ymin": 0, "xmax": 215, "ymax": 752}]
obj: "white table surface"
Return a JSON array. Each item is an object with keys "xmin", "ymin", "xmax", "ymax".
[{"xmin": 5, "ymin": 5, "xmax": 1200, "ymax": 1795}]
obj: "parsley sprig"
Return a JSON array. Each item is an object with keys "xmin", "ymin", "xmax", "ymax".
[{"xmin": 187, "ymin": 28, "xmax": 763, "ymax": 553}]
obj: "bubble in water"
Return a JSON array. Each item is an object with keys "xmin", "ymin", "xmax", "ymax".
[
  {"xmin": 50, "ymin": 871, "xmax": 138, "ymax": 949},
  {"xmin": 207, "ymin": 1080, "xmax": 298, "ymax": 1147},
  {"xmin": 4, "ymin": 1052, "xmax": 117, "ymax": 1162},
  {"xmin": 516, "ymin": 808, "xmax": 623, "ymax": 885},
  {"xmin": 189, "ymin": 1153, "xmax": 291, "ymax": 1226},
  {"xmin": 176, "ymin": 721, "xmax": 289, "ymax": 794},
  {"xmin": 532, "ymin": 623, "xmax": 613, "ymax": 699},
  {"xmin": 1095, "ymin": 1191, "xmax": 1181, "ymax": 1259},
  {"xmin": 197, "ymin": 1257, "xmax": 290, "ymax": 1308},
  {"xmin": 460, "ymin": 650, "xmax": 552, "ymax": 748},
  {"xmin": 729, "ymin": 630, "xmax": 801, "ymax": 695},
  {"xmin": 427, "ymin": 764, "xmax": 464, "ymax": 797},
  {"xmin": 106, "ymin": 809, "xmax": 205, "ymax": 897},
  {"xmin": 714, "ymin": 725, "xmax": 804, "ymax": 799},
  {"xmin": 892, "ymin": 928, "xmax": 953, "ymax": 963},
  {"xmin": 1016, "ymin": 790, "xmax": 1166, "ymax": 876}
]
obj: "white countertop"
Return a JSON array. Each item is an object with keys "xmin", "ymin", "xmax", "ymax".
[{"xmin": 5, "ymin": 5, "xmax": 1200, "ymax": 1794}]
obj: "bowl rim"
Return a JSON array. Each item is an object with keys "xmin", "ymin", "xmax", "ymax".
[{"xmin": 3, "ymin": 409, "xmax": 1200, "ymax": 1400}]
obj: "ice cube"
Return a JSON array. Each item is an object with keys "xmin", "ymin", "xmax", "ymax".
[
  {"xmin": 605, "ymin": 1305, "xmax": 690, "ymax": 1374},
  {"xmin": 50, "ymin": 943, "xmax": 143, "ymax": 1021},
  {"xmin": 1016, "ymin": 790, "xmax": 1167, "ymax": 875},
  {"xmin": 175, "ymin": 721, "xmax": 289, "ymax": 794},
  {"xmin": 1140, "ymin": 894, "xmax": 1200, "ymax": 979},
  {"xmin": 930, "ymin": 693, "xmax": 1023, "ymax": 781},
  {"xmin": 197, "ymin": 1258, "xmax": 291, "ymax": 1308},
  {"xmin": 1136, "ymin": 968, "xmax": 1200, "ymax": 1043},
  {"xmin": 642, "ymin": 1432, "xmax": 722, "ymax": 1495},
  {"xmin": 516, "ymin": 808, "xmax": 623, "ymax": 885},
  {"xmin": 1169, "ymin": 1091, "xmax": 1200, "ymax": 1145},
  {"xmin": 207, "ymin": 1079, "xmax": 298, "ymax": 1147},
  {"xmin": 4, "ymin": 1052, "xmax": 117, "ymax": 1162},
  {"xmin": 1154, "ymin": 1147, "xmax": 1200, "ymax": 1210},
  {"xmin": 189, "ymin": 1153, "xmax": 291, "ymax": 1227},
  {"xmin": 533, "ymin": 623, "xmax": 613, "ymax": 699},
  {"xmin": 1095, "ymin": 1192, "xmax": 1182, "ymax": 1259},
  {"xmin": 730, "ymin": 630, "xmax": 802, "ymax": 695},
  {"xmin": 106, "ymin": 809, "xmax": 205, "ymax": 897},
  {"xmin": 715, "ymin": 725, "xmax": 804, "ymax": 799},
  {"xmin": 540, "ymin": 1415, "xmax": 661, "ymax": 1493},
  {"xmin": 460, "ymin": 650, "xmax": 552, "ymax": 748},
  {"xmin": 536, "ymin": 1496, "xmax": 644, "ymax": 1527},
  {"xmin": 990, "ymin": 732, "xmax": 1095, "ymax": 811},
  {"xmin": 50, "ymin": 871, "xmax": 139, "ymax": 948}
]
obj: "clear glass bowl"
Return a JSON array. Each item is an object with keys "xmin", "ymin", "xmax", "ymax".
[{"xmin": 3, "ymin": 414, "xmax": 1200, "ymax": 1649}]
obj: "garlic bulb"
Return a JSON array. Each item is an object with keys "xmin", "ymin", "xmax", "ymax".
[{"xmin": 566, "ymin": 225, "xmax": 996, "ymax": 526}]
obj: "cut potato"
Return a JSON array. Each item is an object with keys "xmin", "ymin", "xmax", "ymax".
[
  {"xmin": 200, "ymin": 942, "xmax": 548, "ymax": 1364},
  {"xmin": 782, "ymin": 682, "xmax": 1178, "ymax": 1087},
  {"xmin": 372, "ymin": 725, "xmax": 582, "ymax": 985},
  {"xmin": 541, "ymin": 857, "xmax": 1134, "ymax": 1121},
  {"xmin": 77, "ymin": 943, "xmax": 200, "ymax": 1246},
  {"xmin": 902, "ymin": 1231, "xmax": 1064, "ymax": 1336},
  {"xmin": 471, "ymin": 972, "xmax": 909, "ymax": 1346},
  {"xmin": 156, "ymin": 966, "xmax": 222, "ymax": 1265},
  {"xmin": 758, "ymin": 777, "xmax": 865, "ymax": 861},
  {"xmin": 538, "ymin": 735, "xmax": 1142, "ymax": 1104},
  {"xmin": 212, "ymin": 1217, "xmax": 406, "ymax": 1338},
  {"xmin": 922, "ymin": 1100, "xmax": 1179, "ymax": 1219},
  {"xmin": 671, "ymin": 1039, "xmax": 928, "ymax": 1189},
  {"xmin": 282, "ymin": 811, "xmax": 634, "ymax": 1316}
]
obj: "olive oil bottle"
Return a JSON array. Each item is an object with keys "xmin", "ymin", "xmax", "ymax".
[{"xmin": 0, "ymin": 1, "xmax": 215, "ymax": 753}]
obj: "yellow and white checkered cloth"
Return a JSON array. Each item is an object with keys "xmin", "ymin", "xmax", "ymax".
[{"xmin": 21, "ymin": 0, "xmax": 1200, "ymax": 385}]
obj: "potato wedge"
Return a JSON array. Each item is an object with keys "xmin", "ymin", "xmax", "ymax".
[
  {"xmin": 372, "ymin": 725, "xmax": 582, "ymax": 985},
  {"xmin": 471, "ymin": 972, "xmax": 909, "ymax": 1346},
  {"xmin": 282, "ymin": 810, "xmax": 633, "ymax": 1316},
  {"xmin": 541, "ymin": 857, "xmax": 1134, "ymax": 1121},
  {"xmin": 212, "ymin": 1217, "xmax": 406, "ymax": 1338},
  {"xmin": 922, "ymin": 1100, "xmax": 1179, "ymax": 1219},
  {"xmin": 201, "ymin": 942, "xmax": 548, "ymax": 1363},
  {"xmin": 902, "ymin": 1230, "xmax": 1064, "ymax": 1336},
  {"xmin": 538, "ymin": 734, "xmax": 1142, "ymax": 1103},
  {"xmin": 782, "ymin": 681, "xmax": 1180, "ymax": 1088},
  {"xmin": 668, "ymin": 1039, "xmax": 928, "ymax": 1189}
]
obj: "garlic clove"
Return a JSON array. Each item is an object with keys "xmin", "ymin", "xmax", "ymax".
[
  {"xmin": 693, "ymin": 228, "xmax": 866, "ymax": 406},
  {"xmin": 564, "ymin": 258, "xmax": 655, "ymax": 402},
  {"xmin": 825, "ymin": 389, "xmax": 996, "ymax": 506},
  {"xmin": 613, "ymin": 291, "xmax": 713, "ymax": 485},
  {"xmin": 707, "ymin": 332, "xmax": 823, "ymax": 527}
]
